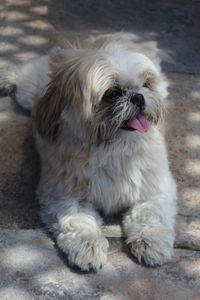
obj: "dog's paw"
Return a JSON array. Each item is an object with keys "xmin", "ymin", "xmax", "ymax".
[
  {"xmin": 58, "ymin": 233, "xmax": 109, "ymax": 271},
  {"xmin": 128, "ymin": 226, "xmax": 174, "ymax": 266},
  {"xmin": 71, "ymin": 237, "xmax": 108, "ymax": 271}
]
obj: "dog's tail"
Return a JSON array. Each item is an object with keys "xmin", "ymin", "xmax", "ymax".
[{"xmin": 0, "ymin": 55, "xmax": 49, "ymax": 112}]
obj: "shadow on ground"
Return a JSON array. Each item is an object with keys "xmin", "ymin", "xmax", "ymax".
[
  {"xmin": 1, "ymin": 0, "xmax": 200, "ymax": 72},
  {"xmin": 1, "ymin": 230, "xmax": 200, "ymax": 300}
]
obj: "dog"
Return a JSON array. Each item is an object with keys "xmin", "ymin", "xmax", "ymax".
[{"xmin": 5, "ymin": 33, "xmax": 177, "ymax": 271}]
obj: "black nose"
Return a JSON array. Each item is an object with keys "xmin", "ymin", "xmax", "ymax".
[{"xmin": 131, "ymin": 93, "xmax": 145, "ymax": 107}]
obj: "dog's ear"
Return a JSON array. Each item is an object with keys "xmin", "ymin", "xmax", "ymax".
[
  {"xmin": 32, "ymin": 82, "xmax": 65, "ymax": 142},
  {"xmin": 32, "ymin": 47, "xmax": 84, "ymax": 142}
]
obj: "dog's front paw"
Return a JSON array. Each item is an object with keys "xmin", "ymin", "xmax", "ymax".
[
  {"xmin": 58, "ymin": 233, "xmax": 109, "ymax": 271},
  {"xmin": 128, "ymin": 226, "xmax": 174, "ymax": 266}
]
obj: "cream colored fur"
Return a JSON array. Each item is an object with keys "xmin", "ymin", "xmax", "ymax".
[{"xmin": 15, "ymin": 33, "xmax": 177, "ymax": 271}]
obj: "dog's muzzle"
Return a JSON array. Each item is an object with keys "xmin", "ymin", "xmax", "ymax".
[
  {"xmin": 120, "ymin": 93, "xmax": 150, "ymax": 133},
  {"xmin": 130, "ymin": 93, "xmax": 145, "ymax": 108}
]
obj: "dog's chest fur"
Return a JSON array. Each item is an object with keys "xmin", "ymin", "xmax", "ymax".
[
  {"xmin": 86, "ymin": 138, "xmax": 153, "ymax": 215},
  {"xmin": 38, "ymin": 129, "xmax": 163, "ymax": 216},
  {"xmin": 88, "ymin": 155, "xmax": 142, "ymax": 214}
]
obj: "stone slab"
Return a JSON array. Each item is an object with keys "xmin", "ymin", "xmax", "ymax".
[{"xmin": 1, "ymin": 229, "xmax": 200, "ymax": 300}]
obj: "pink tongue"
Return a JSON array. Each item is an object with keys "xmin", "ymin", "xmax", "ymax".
[{"xmin": 127, "ymin": 115, "xmax": 150, "ymax": 133}]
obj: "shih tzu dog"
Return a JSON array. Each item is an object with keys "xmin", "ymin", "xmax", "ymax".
[{"xmin": 9, "ymin": 33, "xmax": 177, "ymax": 271}]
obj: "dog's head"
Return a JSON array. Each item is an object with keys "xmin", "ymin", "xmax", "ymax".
[{"xmin": 33, "ymin": 39, "xmax": 168, "ymax": 145}]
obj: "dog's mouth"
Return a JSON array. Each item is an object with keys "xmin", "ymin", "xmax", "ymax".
[{"xmin": 120, "ymin": 114, "xmax": 150, "ymax": 133}]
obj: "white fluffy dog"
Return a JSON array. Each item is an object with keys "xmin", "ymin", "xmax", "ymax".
[{"xmin": 14, "ymin": 33, "xmax": 177, "ymax": 271}]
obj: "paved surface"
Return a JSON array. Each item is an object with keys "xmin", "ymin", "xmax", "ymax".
[
  {"xmin": 1, "ymin": 0, "xmax": 200, "ymax": 73},
  {"xmin": 0, "ymin": 0, "xmax": 200, "ymax": 299},
  {"xmin": 1, "ymin": 229, "xmax": 200, "ymax": 300}
]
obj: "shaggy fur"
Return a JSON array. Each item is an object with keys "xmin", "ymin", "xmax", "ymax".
[{"xmin": 14, "ymin": 33, "xmax": 176, "ymax": 271}]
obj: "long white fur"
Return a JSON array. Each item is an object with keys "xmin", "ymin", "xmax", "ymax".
[
  {"xmin": 15, "ymin": 33, "xmax": 177, "ymax": 271},
  {"xmin": 16, "ymin": 55, "xmax": 50, "ymax": 110}
]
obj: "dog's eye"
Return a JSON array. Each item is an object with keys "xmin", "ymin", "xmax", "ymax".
[{"xmin": 104, "ymin": 88, "xmax": 123, "ymax": 99}]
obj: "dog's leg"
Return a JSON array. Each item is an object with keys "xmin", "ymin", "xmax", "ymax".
[
  {"xmin": 41, "ymin": 200, "xmax": 108, "ymax": 271},
  {"xmin": 122, "ymin": 172, "xmax": 177, "ymax": 266}
]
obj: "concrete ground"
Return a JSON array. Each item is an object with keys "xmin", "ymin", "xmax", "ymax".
[{"xmin": 0, "ymin": 0, "xmax": 200, "ymax": 299}]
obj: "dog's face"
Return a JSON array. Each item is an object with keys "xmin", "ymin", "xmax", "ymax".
[
  {"xmin": 34, "ymin": 43, "xmax": 168, "ymax": 145},
  {"xmin": 87, "ymin": 51, "xmax": 168, "ymax": 144}
]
